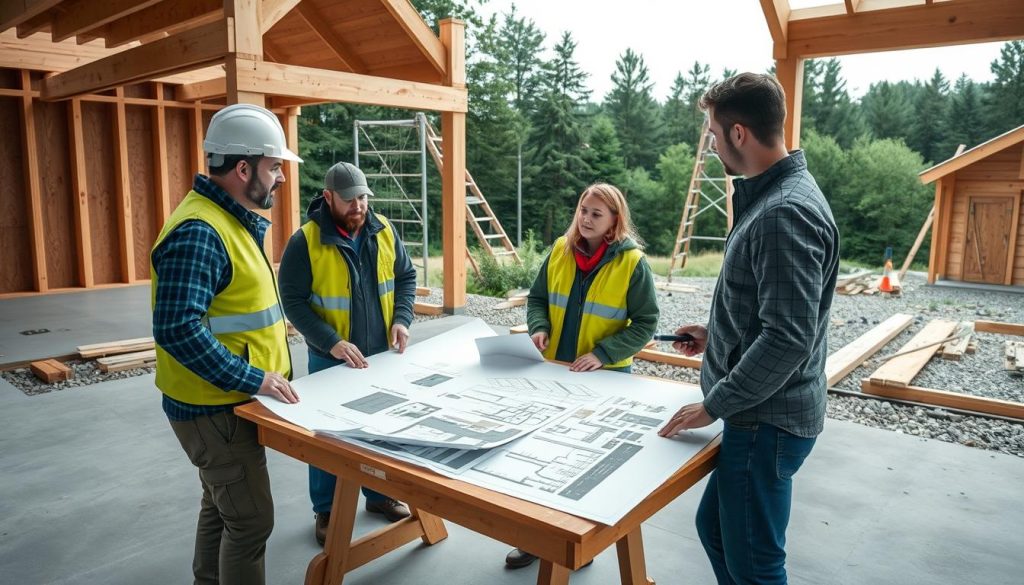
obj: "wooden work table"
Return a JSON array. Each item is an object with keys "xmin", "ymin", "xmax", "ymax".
[{"xmin": 235, "ymin": 401, "xmax": 719, "ymax": 585}]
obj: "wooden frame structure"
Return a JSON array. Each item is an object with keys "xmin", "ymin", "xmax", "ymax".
[
  {"xmin": 0, "ymin": 0, "xmax": 469, "ymax": 312},
  {"xmin": 918, "ymin": 125, "xmax": 1024, "ymax": 287},
  {"xmin": 758, "ymin": 0, "xmax": 1024, "ymax": 150}
]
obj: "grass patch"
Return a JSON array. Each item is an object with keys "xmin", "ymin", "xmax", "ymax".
[{"xmin": 648, "ymin": 251, "xmax": 724, "ymax": 278}]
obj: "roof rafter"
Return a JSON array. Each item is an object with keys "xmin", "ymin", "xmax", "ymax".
[
  {"xmin": 103, "ymin": 0, "xmax": 220, "ymax": 48},
  {"xmin": 378, "ymin": 0, "xmax": 446, "ymax": 78},
  {"xmin": 296, "ymin": 1, "xmax": 368, "ymax": 73},
  {"xmin": 0, "ymin": 0, "xmax": 62, "ymax": 32},
  {"xmin": 50, "ymin": 0, "xmax": 163, "ymax": 42},
  {"xmin": 259, "ymin": 0, "xmax": 301, "ymax": 34}
]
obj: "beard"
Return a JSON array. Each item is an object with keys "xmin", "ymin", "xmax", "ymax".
[
  {"xmin": 245, "ymin": 174, "xmax": 278, "ymax": 210},
  {"xmin": 717, "ymin": 134, "xmax": 744, "ymax": 177},
  {"xmin": 341, "ymin": 210, "xmax": 366, "ymax": 233}
]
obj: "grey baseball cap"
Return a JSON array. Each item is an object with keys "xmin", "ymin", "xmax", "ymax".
[{"xmin": 324, "ymin": 162, "xmax": 373, "ymax": 200}]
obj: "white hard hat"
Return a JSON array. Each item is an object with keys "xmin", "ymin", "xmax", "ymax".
[{"xmin": 204, "ymin": 103, "xmax": 303, "ymax": 167}]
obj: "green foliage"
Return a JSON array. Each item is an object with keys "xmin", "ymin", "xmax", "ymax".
[
  {"xmin": 985, "ymin": 40, "xmax": 1024, "ymax": 136},
  {"xmin": 801, "ymin": 59, "xmax": 865, "ymax": 149},
  {"xmin": 468, "ymin": 232, "xmax": 548, "ymax": 297},
  {"xmin": 584, "ymin": 115, "xmax": 625, "ymax": 184},
  {"xmin": 604, "ymin": 49, "xmax": 662, "ymax": 171},
  {"xmin": 908, "ymin": 69, "xmax": 950, "ymax": 164}
]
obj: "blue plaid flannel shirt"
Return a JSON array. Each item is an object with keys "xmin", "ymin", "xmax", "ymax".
[{"xmin": 152, "ymin": 175, "xmax": 271, "ymax": 421}]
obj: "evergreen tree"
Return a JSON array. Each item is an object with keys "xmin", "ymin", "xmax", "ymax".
[
  {"xmin": 525, "ymin": 32, "xmax": 593, "ymax": 242},
  {"xmin": 497, "ymin": 5, "xmax": 546, "ymax": 116},
  {"xmin": 662, "ymin": 73, "xmax": 692, "ymax": 147},
  {"xmin": 861, "ymin": 81, "xmax": 915, "ymax": 144},
  {"xmin": 802, "ymin": 59, "xmax": 864, "ymax": 148},
  {"xmin": 604, "ymin": 49, "xmax": 662, "ymax": 171},
  {"xmin": 584, "ymin": 115, "xmax": 626, "ymax": 184},
  {"xmin": 940, "ymin": 74, "xmax": 986, "ymax": 157},
  {"xmin": 984, "ymin": 40, "xmax": 1024, "ymax": 137},
  {"xmin": 908, "ymin": 69, "xmax": 950, "ymax": 164}
]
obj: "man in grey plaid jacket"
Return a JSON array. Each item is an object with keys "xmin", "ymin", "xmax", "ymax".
[{"xmin": 659, "ymin": 73, "xmax": 840, "ymax": 585}]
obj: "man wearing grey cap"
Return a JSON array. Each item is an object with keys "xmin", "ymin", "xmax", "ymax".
[{"xmin": 278, "ymin": 161, "xmax": 417, "ymax": 545}]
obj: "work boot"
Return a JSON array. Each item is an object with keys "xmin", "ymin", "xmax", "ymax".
[
  {"xmin": 365, "ymin": 498, "xmax": 411, "ymax": 522},
  {"xmin": 315, "ymin": 512, "xmax": 330, "ymax": 546}
]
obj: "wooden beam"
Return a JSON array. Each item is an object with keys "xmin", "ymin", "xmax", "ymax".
[
  {"xmin": 151, "ymin": 83, "xmax": 171, "ymax": 229},
  {"xmin": 787, "ymin": 0, "xmax": 1024, "ymax": 58},
  {"xmin": 775, "ymin": 56, "xmax": 804, "ymax": 150},
  {"xmin": 379, "ymin": 0, "xmax": 447, "ymax": 77},
  {"xmin": 113, "ymin": 88, "xmax": 136, "ymax": 282},
  {"xmin": 414, "ymin": 302, "xmax": 444, "ymax": 316},
  {"xmin": 296, "ymin": 1, "xmax": 368, "ymax": 72},
  {"xmin": 825, "ymin": 313, "xmax": 913, "ymax": 386},
  {"xmin": 900, "ymin": 205, "xmax": 934, "ymax": 279},
  {"xmin": 15, "ymin": 11, "xmax": 50, "ymax": 38},
  {"xmin": 103, "ymin": 0, "xmax": 221, "ymax": 48},
  {"xmin": 935, "ymin": 175, "xmax": 957, "ymax": 283},
  {"xmin": 260, "ymin": 0, "xmax": 300, "ymax": 34},
  {"xmin": 224, "ymin": 0, "xmax": 265, "ymax": 106},
  {"xmin": 861, "ymin": 379, "xmax": 1024, "ymax": 421},
  {"xmin": 19, "ymin": 69, "xmax": 47, "ymax": 292},
  {"xmin": 843, "ymin": 0, "xmax": 861, "ymax": 15},
  {"xmin": 175, "ymin": 77, "xmax": 227, "ymax": 101},
  {"xmin": 189, "ymin": 104, "xmax": 206, "ymax": 180},
  {"xmin": 50, "ymin": 0, "xmax": 163, "ymax": 42},
  {"xmin": 975, "ymin": 320, "xmax": 1024, "ymax": 336},
  {"xmin": 234, "ymin": 59, "xmax": 467, "ymax": 112},
  {"xmin": 759, "ymin": 0, "xmax": 791, "ymax": 59},
  {"xmin": 440, "ymin": 19, "xmax": 466, "ymax": 314},
  {"xmin": 281, "ymin": 108, "xmax": 301, "ymax": 238},
  {"xmin": 41, "ymin": 18, "xmax": 232, "ymax": 100},
  {"xmin": 869, "ymin": 320, "xmax": 958, "ymax": 388},
  {"xmin": 927, "ymin": 182, "xmax": 942, "ymax": 284},
  {"xmin": 0, "ymin": 0, "xmax": 62, "ymax": 31},
  {"xmin": 68, "ymin": 98, "xmax": 95, "ymax": 287}
]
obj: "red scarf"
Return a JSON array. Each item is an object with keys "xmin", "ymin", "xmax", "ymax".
[{"xmin": 574, "ymin": 240, "xmax": 608, "ymax": 273}]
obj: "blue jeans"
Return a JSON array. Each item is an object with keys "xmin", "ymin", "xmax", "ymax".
[
  {"xmin": 306, "ymin": 350, "xmax": 389, "ymax": 514},
  {"xmin": 695, "ymin": 422, "xmax": 816, "ymax": 585}
]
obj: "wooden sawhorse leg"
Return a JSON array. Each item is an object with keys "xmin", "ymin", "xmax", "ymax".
[
  {"xmin": 536, "ymin": 560, "xmax": 570, "ymax": 585},
  {"xmin": 305, "ymin": 478, "xmax": 449, "ymax": 585},
  {"xmin": 616, "ymin": 527, "xmax": 655, "ymax": 585}
]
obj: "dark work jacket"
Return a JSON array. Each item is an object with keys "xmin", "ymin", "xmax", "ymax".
[{"xmin": 279, "ymin": 196, "xmax": 416, "ymax": 361}]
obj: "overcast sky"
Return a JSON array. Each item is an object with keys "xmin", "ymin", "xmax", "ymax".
[{"xmin": 477, "ymin": 0, "xmax": 1007, "ymax": 101}]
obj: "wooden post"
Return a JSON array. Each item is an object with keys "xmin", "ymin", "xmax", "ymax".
[
  {"xmin": 67, "ymin": 97, "xmax": 94, "ymax": 287},
  {"xmin": 440, "ymin": 18, "xmax": 466, "ymax": 313},
  {"xmin": 151, "ymin": 82, "xmax": 171, "ymax": 230},
  {"xmin": 935, "ymin": 175, "xmax": 957, "ymax": 283},
  {"xmin": 19, "ymin": 69, "xmax": 47, "ymax": 292},
  {"xmin": 281, "ymin": 107, "xmax": 301, "ymax": 249},
  {"xmin": 775, "ymin": 56, "xmax": 804, "ymax": 151},
  {"xmin": 189, "ymin": 103, "xmax": 205, "ymax": 180},
  {"xmin": 113, "ymin": 87, "xmax": 136, "ymax": 282},
  {"xmin": 900, "ymin": 205, "xmax": 935, "ymax": 280}
]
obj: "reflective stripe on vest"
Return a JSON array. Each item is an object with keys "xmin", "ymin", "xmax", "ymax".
[
  {"xmin": 544, "ymin": 236, "xmax": 642, "ymax": 369},
  {"xmin": 302, "ymin": 214, "xmax": 397, "ymax": 341},
  {"xmin": 151, "ymin": 190, "xmax": 291, "ymax": 405},
  {"xmin": 204, "ymin": 304, "xmax": 285, "ymax": 335}
]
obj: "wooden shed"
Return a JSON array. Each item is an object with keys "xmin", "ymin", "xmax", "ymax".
[
  {"xmin": 918, "ymin": 126, "xmax": 1024, "ymax": 287},
  {"xmin": 0, "ymin": 0, "xmax": 469, "ymax": 312}
]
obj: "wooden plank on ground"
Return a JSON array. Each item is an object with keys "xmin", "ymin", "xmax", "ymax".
[
  {"xmin": 868, "ymin": 320, "xmax": 958, "ymax": 388},
  {"xmin": 30, "ymin": 359, "xmax": 73, "ymax": 383},
  {"xmin": 835, "ymin": 269, "xmax": 872, "ymax": 288},
  {"xmin": 494, "ymin": 296, "xmax": 527, "ymax": 310},
  {"xmin": 77, "ymin": 337, "xmax": 155, "ymax": 358},
  {"xmin": 825, "ymin": 313, "xmax": 914, "ymax": 386},
  {"xmin": 415, "ymin": 286, "xmax": 431, "ymax": 297},
  {"xmin": 509, "ymin": 324, "xmax": 528, "ymax": 335},
  {"xmin": 635, "ymin": 348, "xmax": 702, "ymax": 370},
  {"xmin": 975, "ymin": 320, "xmax": 1024, "ymax": 336},
  {"xmin": 413, "ymin": 302, "xmax": 444, "ymax": 316},
  {"xmin": 102, "ymin": 359, "xmax": 156, "ymax": 373},
  {"xmin": 655, "ymin": 282, "xmax": 698, "ymax": 293},
  {"xmin": 861, "ymin": 379, "xmax": 1024, "ymax": 421},
  {"xmin": 96, "ymin": 349, "xmax": 156, "ymax": 366},
  {"xmin": 940, "ymin": 322, "xmax": 974, "ymax": 361}
]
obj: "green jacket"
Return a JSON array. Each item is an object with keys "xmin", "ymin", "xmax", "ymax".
[{"xmin": 527, "ymin": 237, "xmax": 659, "ymax": 365}]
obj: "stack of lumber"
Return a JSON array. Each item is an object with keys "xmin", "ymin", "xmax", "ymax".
[
  {"xmin": 30, "ymin": 359, "xmax": 73, "ymax": 383},
  {"xmin": 77, "ymin": 337, "xmax": 154, "ymax": 359},
  {"xmin": 835, "ymin": 270, "xmax": 879, "ymax": 295},
  {"xmin": 1006, "ymin": 341, "xmax": 1024, "ymax": 376},
  {"xmin": 939, "ymin": 322, "xmax": 976, "ymax": 361},
  {"xmin": 494, "ymin": 290, "xmax": 528, "ymax": 310},
  {"xmin": 96, "ymin": 350, "xmax": 157, "ymax": 373}
]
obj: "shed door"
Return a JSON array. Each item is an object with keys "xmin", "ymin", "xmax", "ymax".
[{"xmin": 962, "ymin": 197, "xmax": 1013, "ymax": 284}]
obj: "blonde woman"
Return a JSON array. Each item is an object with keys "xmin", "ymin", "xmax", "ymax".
[{"xmin": 506, "ymin": 183, "xmax": 659, "ymax": 569}]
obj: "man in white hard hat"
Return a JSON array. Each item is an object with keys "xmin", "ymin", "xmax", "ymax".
[
  {"xmin": 151, "ymin": 103, "xmax": 302, "ymax": 585},
  {"xmin": 279, "ymin": 161, "xmax": 417, "ymax": 546}
]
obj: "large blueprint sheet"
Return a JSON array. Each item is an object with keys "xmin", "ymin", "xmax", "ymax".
[{"xmin": 258, "ymin": 319, "xmax": 720, "ymax": 524}]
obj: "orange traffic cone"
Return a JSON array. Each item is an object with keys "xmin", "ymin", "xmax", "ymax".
[{"xmin": 878, "ymin": 247, "xmax": 894, "ymax": 293}]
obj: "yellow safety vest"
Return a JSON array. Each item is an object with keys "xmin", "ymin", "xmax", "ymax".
[
  {"xmin": 151, "ymin": 190, "xmax": 291, "ymax": 405},
  {"xmin": 300, "ymin": 214, "xmax": 397, "ymax": 341},
  {"xmin": 545, "ymin": 236, "xmax": 642, "ymax": 369}
]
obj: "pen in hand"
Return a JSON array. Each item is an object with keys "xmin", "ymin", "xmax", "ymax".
[{"xmin": 653, "ymin": 333, "xmax": 695, "ymax": 343}]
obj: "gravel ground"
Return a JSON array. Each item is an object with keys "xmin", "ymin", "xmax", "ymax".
[{"xmin": 5, "ymin": 273, "xmax": 1023, "ymax": 457}]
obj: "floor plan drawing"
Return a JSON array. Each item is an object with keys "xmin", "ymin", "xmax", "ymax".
[{"xmin": 258, "ymin": 318, "xmax": 721, "ymax": 524}]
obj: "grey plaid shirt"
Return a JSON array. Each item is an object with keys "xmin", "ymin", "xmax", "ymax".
[{"xmin": 701, "ymin": 150, "xmax": 840, "ymax": 437}]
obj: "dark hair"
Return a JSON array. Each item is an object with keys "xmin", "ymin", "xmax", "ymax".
[
  {"xmin": 208, "ymin": 154, "xmax": 262, "ymax": 177},
  {"xmin": 699, "ymin": 73, "xmax": 786, "ymax": 147}
]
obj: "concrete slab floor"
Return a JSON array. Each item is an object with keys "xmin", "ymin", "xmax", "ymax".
[
  {"xmin": 0, "ymin": 285, "xmax": 152, "ymax": 365},
  {"xmin": 1, "ymin": 317, "xmax": 1022, "ymax": 584}
]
